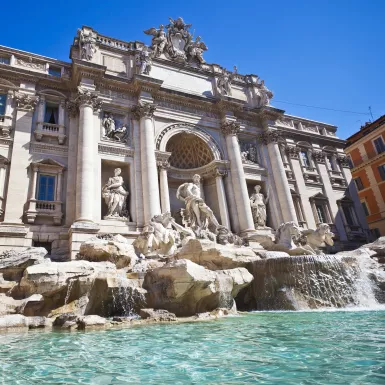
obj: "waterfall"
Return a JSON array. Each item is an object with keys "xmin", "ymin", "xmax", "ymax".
[{"xmin": 240, "ymin": 253, "xmax": 383, "ymax": 311}]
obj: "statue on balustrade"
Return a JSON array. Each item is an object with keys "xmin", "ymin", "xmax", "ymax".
[
  {"xmin": 217, "ymin": 70, "xmax": 234, "ymax": 96},
  {"xmin": 136, "ymin": 46, "xmax": 153, "ymax": 75},
  {"xmin": 102, "ymin": 168, "xmax": 129, "ymax": 220},
  {"xmin": 250, "ymin": 185, "xmax": 269, "ymax": 228},
  {"xmin": 144, "ymin": 25, "xmax": 168, "ymax": 57},
  {"xmin": 77, "ymin": 29, "xmax": 97, "ymax": 61},
  {"xmin": 176, "ymin": 174, "xmax": 220, "ymax": 240},
  {"xmin": 256, "ymin": 80, "xmax": 274, "ymax": 107}
]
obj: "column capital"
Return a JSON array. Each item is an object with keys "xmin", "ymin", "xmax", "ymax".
[
  {"xmin": 211, "ymin": 168, "xmax": 227, "ymax": 178},
  {"xmin": 337, "ymin": 154, "xmax": 350, "ymax": 167},
  {"xmin": 313, "ymin": 149, "xmax": 326, "ymax": 164},
  {"xmin": 221, "ymin": 120, "xmax": 241, "ymax": 136},
  {"xmin": 157, "ymin": 160, "xmax": 170, "ymax": 170},
  {"xmin": 257, "ymin": 129, "xmax": 282, "ymax": 145},
  {"xmin": 131, "ymin": 101, "xmax": 157, "ymax": 119},
  {"xmin": 66, "ymin": 87, "xmax": 102, "ymax": 116},
  {"xmin": 285, "ymin": 145, "xmax": 300, "ymax": 159},
  {"xmin": 14, "ymin": 92, "xmax": 39, "ymax": 111}
]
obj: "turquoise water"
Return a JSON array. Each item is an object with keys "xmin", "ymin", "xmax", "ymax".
[{"xmin": 0, "ymin": 310, "xmax": 384, "ymax": 384}]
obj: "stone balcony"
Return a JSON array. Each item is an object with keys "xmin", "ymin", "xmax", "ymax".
[
  {"xmin": 34, "ymin": 122, "xmax": 66, "ymax": 144},
  {"xmin": 25, "ymin": 199, "xmax": 63, "ymax": 225},
  {"xmin": 0, "ymin": 115, "xmax": 13, "ymax": 136}
]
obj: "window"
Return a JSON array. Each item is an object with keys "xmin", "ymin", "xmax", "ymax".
[
  {"xmin": 378, "ymin": 164, "xmax": 385, "ymax": 181},
  {"xmin": 347, "ymin": 155, "xmax": 354, "ymax": 168},
  {"xmin": 48, "ymin": 66, "xmax": 61, "ymax": 77},
  {"xmin": 354, "ymin": 177, "xmax": 364, "ymax": 191},
  {"xmin": 326, "ymin": 156, "xmax": 336, "ymax": 171},
  {"xmin": 37, "ymin": 175, "xmax": 55, "ymax": 201},
  {"xmin": 373, "ymin": 137, "xmax": 385, "ymax": 154},
  {"xmin": 0, "ymin": 94, "xmax": 6, "ymax": 116},
  {"xmin": 300, "ymin": 151, "xmax": 310, "ymax": 168},
  {"xmin": 0, "ymin": 57, "xmax": 10, "ymax": 65},
  {"xmin": 361, "ymin": 201, "xmax": 369, "ymax": 216},
  {"xmin": 44, "ymin": 105, "xmax": 59, "ymax": 124},
  {"xmin": 315, "ymin": 204, "xmax": 326, "ymax": 223},
  {"xmin": 342, "ymin": 206, "xmax": 355, "ymax": 226}
]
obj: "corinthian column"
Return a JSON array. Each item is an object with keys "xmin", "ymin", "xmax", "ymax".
[
  {"xmin": 259, "ymin": 129, "xmax": 297, "ymax": 223},
  {"xmin": 74, "ymin": 88, "xmax": 102, "ymax": 223},
  {"xmin": 221, "ymin": 120, "xmax": 255, "ymax": 236},
  {"xmin": 131, "ymin": 102, "xmax": 161, "ymax": 223}
]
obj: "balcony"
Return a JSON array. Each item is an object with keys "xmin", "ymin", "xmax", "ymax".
[
  {"xmin": 0, "ymin": 115, "xmax": 13, "ymax": 136},
  {"xmin": 34, "ymin": 122, "xmax": 66, "ymax": 145},
  {"xmin": 25, "ymin": 199, "xmax": 63, "ymax": 225}
]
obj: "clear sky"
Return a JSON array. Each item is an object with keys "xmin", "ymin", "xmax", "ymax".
[{"xmin": 2, "ymin": 0, "xmax": 384, "ymax": 139}]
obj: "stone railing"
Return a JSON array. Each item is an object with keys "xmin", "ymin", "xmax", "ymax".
[
  {"xmin": 25, "ymin": 199, "xmax": 63, "ymax": 225},
  {"xmin": 96, "ymin": 35, "xmax": 132, "ymax": 51},
  {"xmin": 0, "ymin": 115, "xmax": 12, "ymax": 136},
  {"xmin": 34, "ymin": 122, "xmax": 66, "ymax": 145}
]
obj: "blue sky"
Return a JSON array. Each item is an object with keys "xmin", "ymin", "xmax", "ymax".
[{"xmin": 2, "ymin": 0, "xmax": 384, "ymax": 139}]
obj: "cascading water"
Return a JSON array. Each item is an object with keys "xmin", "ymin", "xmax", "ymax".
[{"xmin": 238, "ymin": 252, "xmax": 384, "ymax": 311}]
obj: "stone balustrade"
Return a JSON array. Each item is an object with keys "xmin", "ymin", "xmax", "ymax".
[
  {"xmin": 25, "ymin": 199, "xmax": 63, "ymax": 225},
  {"xmin": 34, "ymin": 122, "xmax": 66, "ymax": 145}
]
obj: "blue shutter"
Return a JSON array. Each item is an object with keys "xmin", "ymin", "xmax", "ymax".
[
  {"xmin": 0, "ymin": 94, "xmax": 6, "ymax": 116},
  {"xmin": 37, "ymin": 175, "xmax": 55, "ymax": 201}
]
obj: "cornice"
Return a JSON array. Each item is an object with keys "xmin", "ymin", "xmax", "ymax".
[
  {"xmin": 98, "ymin": 143, "xmax": 134, "ymax": 157},
  {"xmin": 278, "ymin": 127, "xmax": 346, "ymax": 146}
]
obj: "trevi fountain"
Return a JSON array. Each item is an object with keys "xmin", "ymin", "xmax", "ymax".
[{"xmin": 0, "ymin": 17, "xmax": 383, "ymax": 385}]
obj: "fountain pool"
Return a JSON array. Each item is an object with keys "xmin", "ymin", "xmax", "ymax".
[{"xmin": 1, "ymin": 310, "xmax": 384, "ymax": 384}]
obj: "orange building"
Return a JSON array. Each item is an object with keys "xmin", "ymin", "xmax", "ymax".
[{"xmin": 345, "ymin": 114, "xmax": 385, "ymax": 237}]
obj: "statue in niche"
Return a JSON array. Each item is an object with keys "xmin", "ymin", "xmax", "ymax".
[
  {"xmin": 102, "ymin": 113, "xmax": 115, "ymax": 137},
  {"xmin": 77, "ymin": 29, "xmax": 97, "ymax": 61},
  {"xmin": 136, "ymin": 46, "xmax": 153, "ymax": 75},
  {"xmin": 144, "ymin": 25, "xmax": 168, "ymax": 57},
  {"xmin": 250, "ymin": 185, "xmax": 269, "ymax": 228},
  {"xmin": 240, "ymin": 143, "xmax": 258, "ymax": 164},
  {"xmin": 176, "ymin": 174, "xmax": 220, "ymax": 240},
  {"xmin": 217, "ymin": 70, "xmax": 234, "ymax": 96},
  {"xmin": 102, "ymin": 168, "xmax": 129, "ymax": 220}
]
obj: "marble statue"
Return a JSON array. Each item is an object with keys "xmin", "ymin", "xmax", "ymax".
[
  {"xmin": 275, "ymin": 221, "xmax": 302, "ymax": 251},
  {"xmin": 176, "ymin": 174, "xmax": 220, "ymax": 239},
  {"xmin": 102, "ymin": 113, "xmax": 115, "ymax": 137},
  {"xmin": 133, "ymin": 212, "xmax": 195, "ymax": 256},
  {"xmin": 250, "ymin": 185, "xmax": 269, "ymax": 228},
  {"xmin": 77, "ymin": 29, "xmax": 96, "ymax": 61},
  {"xmin": 186, "ymin": 36, "xmax": 208, "ymax": 65},
  {"xmin": 240, "ymin": 143, "xmax": 258, "ymax": 164},
  {"xmin": 144, "ymin": 17, "xmax": 207, "ymax": 65},
  {"xmin": 300, "ymin": 223, "xmax": 335, "ymax": 253},
  {"xmin": 217, "ymin": 71, "xmax": 233, "ymax": 96},
  {"xmin": 257, "ymin": 80, "xmax": 274, "ymax": 107},
  {"xmin": 135, "ymin": 46, "xmax": 153, "ymax": 75},
  {"xmin": 102, "ymin": 168, "xmax": 129, "ymax": 220},
  {"xmin": 144, "ymin": 25, "xmax": 167, "ymax": 57}
]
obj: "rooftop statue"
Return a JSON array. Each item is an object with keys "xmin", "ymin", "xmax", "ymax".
[
  {"xmin": 77, "ymin": 28, "xmax": 97, "ymax": 61},
  {"xmin": 144, "ymin": 17, "xmax": 207, "ymax": 66},
  {"xmin": 135, "ymin": 46, "xmax": 153, "ymax": 75},
  {"xmin": 217, "ymin": 70, "xmax": 234, "ymax": 96}
]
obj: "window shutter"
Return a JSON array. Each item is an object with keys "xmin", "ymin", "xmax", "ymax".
[{"xmin": 378, "ymin": 165, "xmax": 385, "ymax": 181}]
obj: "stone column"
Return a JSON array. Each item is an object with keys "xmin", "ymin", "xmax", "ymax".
[
  {"xmin": 3, "ymin": 93, "xmax": 39, "ymax": 225},
  {"xmin": 214, "ymin": 169, "xmax": 230, "ymax": 229},
  {"xmin": 37, "ymin": 96, "xmax": 45, "ymax": 123},
  {"xmin": 73, "ymin": 89, "xmax": 102, "ymax": 223},
  {"xmin": 132, "ymin": 102, "xmax": 161, "ymax": 223},
  {"xmin": 0, "ymin": 166, "xmax": 6, "ymax": 198},
  {"xmin": 56, "ymin": 171, "xmax": 63, "ymax": 202},
  {"xmin": 158, "ymin": 161, "xmax": 171, "ymax": 213},
  {"xmin": 221, "ymin": 120, "xmax": 255, "ymax": 236},
  {"xmin": 132, "ymin": 119, "xmax": 144, "ymax": 228},
  {"xmin": 260, "ymin": 129, "xmax": 297, "ymax": 223},
  {"xmin": 30, "ymin": 166, "xmax": 38, "ymax": 200}
]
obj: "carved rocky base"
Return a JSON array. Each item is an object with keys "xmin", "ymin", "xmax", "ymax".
[{"xmin": 246, "ymin": 228, "xmax": 275, "ymax": 249}]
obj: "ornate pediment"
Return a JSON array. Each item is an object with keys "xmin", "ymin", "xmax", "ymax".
[
  {"xmin": 31, "ymin": 158, "xmax": 66, "ymax": 171},
  {"xmin": 144, "ymin": 17, "xmax": 208, "ymax": 66}
]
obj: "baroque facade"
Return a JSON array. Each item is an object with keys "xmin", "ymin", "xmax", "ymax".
[
  {"xmin": 0, "ymin": 19, "xmax": 370, "ymax": 258},
  {"xmin": 345, "ymin": 114, "xmax": 385, "ymax": 237}
]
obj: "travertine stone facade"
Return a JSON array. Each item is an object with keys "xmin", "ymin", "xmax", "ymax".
[{"xmin": 0, "ymin": 20, "xmax": 370, "ymax": 257}]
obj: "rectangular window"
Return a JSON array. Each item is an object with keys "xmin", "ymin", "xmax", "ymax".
[
  {"xmin": 37, "ymin": 175, "xmax": 55, "ymax": 201},
  {"xmin": 48, "ymin": 66, "xmax": 61, "ymax": 77},
  {"xmin": 315, "ymin": 204, "xmax": 326, "ymax": 223},
  {"xmin": 0, "ymin": 57, "xmax": 10, "ymax": 65},
  {"xmin": 300, "ymin": 151, "xmax": 310, "ymax": 168},
  {"xmin": 342, "ymin": 206, "xmax": 355, "ymax": 226},
  {"xmin": 0, "ymin": 94, "xmax": 6, "ymax": 116},
  {"xmin": 361, "ymin": 201, "xmax": 369, "ymax": 216},
  {"xmin": 354, "ymin": 177, "xmax": 364, "ymax": 191},
  {"xmin": 373, "ymin": 137, "xmax": 385, "ymax": 154},
  {"xmin": 347, "ymin": 155, "xmax": 354, "ymax": 168},
  {"xmin": 32, "ymin": 241, "xmax": 52, "ymax": 255},
  {"xmin": 378, "ymin": 165, "xmax": 385, "ymax": 181},
  {"xmin": 44, "ymin": 105, "xmax": 59, "ymax": 124}
]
